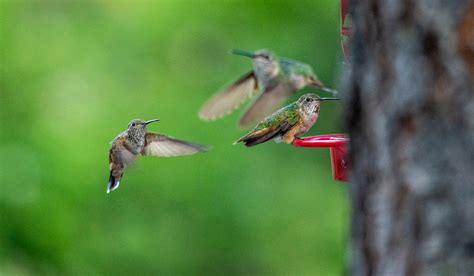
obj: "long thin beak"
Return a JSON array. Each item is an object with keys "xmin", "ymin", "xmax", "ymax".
[
  {"xmin": 231, "ymin": 49, "xmax": 255, "ymax": 58},
  {"xmin": 143, "ymin": 119, "xmax": 160, "ymax": 125},
  {"xmin": 320, "ymin": 98, "xmax": 340, "ymax": 101}
]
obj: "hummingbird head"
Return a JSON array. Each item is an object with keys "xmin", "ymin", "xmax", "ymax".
[
  {"xmin": 127, "ymin": 118, "xmax": 160, "ymax": 128},
  {"xmin": 253, "ymin": 49, "xmax": 276, "ymax": 62},
  {"xmin": 232, "ymin": 49, "xmax": 279, "ymax": 81},
  {"xmin": 232, "ymin": 49, "xmax": 276, "ymax": 61},
  {"xmin": 297, "ymin": 94, "xmax": 340, "ymax": 114},
  {"xmin": 127, "ymin": 118, "xmax": 160, "ymax": 137}
]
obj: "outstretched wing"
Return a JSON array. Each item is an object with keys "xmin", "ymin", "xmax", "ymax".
[
  {"xmin": 199, "ymin": 71, "xmax": 259, "ymax": 121},
  {"xmin": 142, "ymin": 133, "xmax": 208, "ymax": 157},
  {"xmin": 238, "ymin": 82, "xmax": 295, "ymax": 127}
]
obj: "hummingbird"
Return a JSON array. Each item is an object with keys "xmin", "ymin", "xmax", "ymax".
[
  {"xmin": 107, "ymin": 118, "xmax": 208, "ymax": 193},
  {"xmin": 199, "ymin": 49, "xmax": 337, "ymax": 127},
  {"xmin": 234, "ymin": 94, "xmax": 339, "ymax": 147}
]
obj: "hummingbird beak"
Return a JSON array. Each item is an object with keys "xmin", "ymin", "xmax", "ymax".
[
  {"xmin": 231, "ymin": 49, "xmax": 255, "ymax": 58},
  {"xmin": 320, "ymin": 98, "xmax": 340, "ymax": 101},
  {"xmin": 143, "ymin": 119, "xmax": 160, "ymax": 125}
]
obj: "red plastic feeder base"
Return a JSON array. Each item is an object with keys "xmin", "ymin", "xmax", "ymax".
[{"xmin": 293, "ymin": 134, "xmax": 349, "ymax": 182}]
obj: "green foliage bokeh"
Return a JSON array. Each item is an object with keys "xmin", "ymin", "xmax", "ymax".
[{"xmin": 0, "ymin": 0, "xmax": 348, "ymax": 274}]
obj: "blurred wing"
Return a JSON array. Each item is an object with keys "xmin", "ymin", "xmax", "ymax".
[
  {"xmin": 142, "ymin": 133, "xmax": 208, "ymax": 157},
  {"xmin": 239, "ymin": 82, "xmax": 295, "ymax": 127},
  {"xmin": 199, "ymin": 71, "xmax": 258, "ymax": 120}
]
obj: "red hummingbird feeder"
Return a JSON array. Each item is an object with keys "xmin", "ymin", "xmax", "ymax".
[
  {"xmin": 293, "ymin": 134, "xmax": 349, "ymax": 182},
  {"xmin": 292, "ymin": 1, "xmax": 352, "ymax": 182}
]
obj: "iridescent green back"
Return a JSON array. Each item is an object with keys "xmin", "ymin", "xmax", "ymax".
[
  {"xmin": 279, "ymin": 58, "xmax": 315, "ymax": 77},
  {"xmin": 252, "ymin": 102, "xmax": 300, "ymax": 131}
]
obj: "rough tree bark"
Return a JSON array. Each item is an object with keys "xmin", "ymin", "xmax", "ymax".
[{"xmin": 344, "ymin": 0, "xmax": 474, "ymax": 275}]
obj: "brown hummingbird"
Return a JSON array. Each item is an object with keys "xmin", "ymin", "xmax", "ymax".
[
  {"xmin": 199, "ymin": 49, "xmax": 337, "ymax": 127},
  {"xmin": 107, "ymin": 118, "xmax": 208, "ymax": 193},
  {"xmin": 234, "ymin": 94, "xmax": 339, "ymax": 147}
]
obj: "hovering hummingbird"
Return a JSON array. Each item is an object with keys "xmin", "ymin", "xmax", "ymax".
[
  {"xmin": 234, "ymin": 94, "xmax": 339, "ymax": 147},
  {"xmin": 107, "ymin": 119, "xmax": 208, "ymax": 193},
  {"xmin": 199, "ymin": 49, "xmax": 337, "ymax": 127}
]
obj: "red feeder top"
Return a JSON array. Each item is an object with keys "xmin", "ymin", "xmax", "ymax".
[{"xmin": 293, "ymin": 134, "xmax": 348, "ymax": 148}]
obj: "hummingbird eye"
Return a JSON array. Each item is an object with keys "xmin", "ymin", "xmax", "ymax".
[{"xmin": 305, "ymin": 98, "xmax": 312, "ymax": 102}]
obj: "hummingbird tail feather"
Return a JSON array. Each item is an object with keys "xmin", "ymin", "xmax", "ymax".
[
  {"xmin": 107, "ymin": 173, "xmax": 122, "ymax": 194},
  {"xmin": 235, "ymin": 124, "xmax": 290, "ymax": 147},
  {"xmin": 242, "ymin": 131, "xmax": 280, "ymax": 147}
]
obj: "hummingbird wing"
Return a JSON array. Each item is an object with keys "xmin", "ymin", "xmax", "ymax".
[
  {"xmin": 235, "ymin": 104, "xmax": 300, "ymax": 147},
  {"xmin": 199, "ymin": 71, "xmax": 259, "ymax": 121},
  {"xmin": 238, "ymin": 82, "xmax": 295, "ymax": 128},
  {"xmin": 142, "ymin": 133, "xmax": 208, "ymax": 157},
  {"xmin": 235, "ymin": 121, "xmax": 293, "ymax": 147}
]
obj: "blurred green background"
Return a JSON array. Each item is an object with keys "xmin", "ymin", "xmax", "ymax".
[{"xmin": 0, "ymin": 0, "xmax": 347, "ymax": 274}]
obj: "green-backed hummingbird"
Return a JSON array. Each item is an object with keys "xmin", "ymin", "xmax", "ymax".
[
  {"xmin": 234, "ymin": 94, "xmax": 339, "ymax": 147},
  {"xmin": 199, "ymin": 49, "xmax": 337, "ymax": 127},
  {"xmin": 107, "ymin": 119, "xmax": 208, "ymax": 193}
]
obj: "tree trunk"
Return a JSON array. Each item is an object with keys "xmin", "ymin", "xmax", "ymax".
[{"xmin": 344, "ymin": 0, "xmax": 474, "ymax": 275}]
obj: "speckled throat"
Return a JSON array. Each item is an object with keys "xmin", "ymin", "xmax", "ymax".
[{"xmin": 126, "ymin": 127, "xmax": 146, "ymax": 153}]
